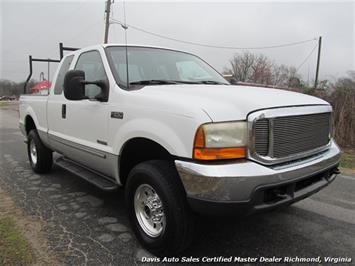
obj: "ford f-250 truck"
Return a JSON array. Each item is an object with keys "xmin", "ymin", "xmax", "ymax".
[{"xmin": 19, "ymin": 44, "xmax": 341, "ymax": 255}]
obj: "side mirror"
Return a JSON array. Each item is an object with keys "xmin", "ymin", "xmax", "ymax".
[
  {"xmin": 63, "ymin": 70, "xmax": 109, "ymax": 101},
  {"xmin": 64, "ymin": 70, "xmax": 86, "ymax": 100},
  {"xmin": 229, "ymin": 78, "xmax": 237, "ymax": 85},
  {"xmin": 91, "ymin": 80, "xmax": 109, "ymax": 102}
]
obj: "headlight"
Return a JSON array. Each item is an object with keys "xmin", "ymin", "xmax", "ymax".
[{"xmin": 193, "ymin": 121, "xmax": 247, "ymax": 160}]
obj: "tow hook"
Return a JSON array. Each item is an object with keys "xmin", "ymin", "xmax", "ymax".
[
  {"xmin": 273, "ymin": 189, "xmax": 288, "ymax": 200},
  {"xmin": 333, "ymin": 168, "xmax": 341, "ymax": 175}
]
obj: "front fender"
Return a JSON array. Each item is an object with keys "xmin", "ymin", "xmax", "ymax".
[{"xmin": 113, "ymin": 117, "xmax": 193, "ymax": 158}]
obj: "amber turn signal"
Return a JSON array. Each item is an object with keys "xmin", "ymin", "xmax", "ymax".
[{"xmin": 194, "ymin": 147, "xmax": 246, "ymax": 160}]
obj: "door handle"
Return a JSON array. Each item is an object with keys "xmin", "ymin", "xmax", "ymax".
[{"xmin": 62, "ymin": 104, "xmax": 66, "ymax": 119}]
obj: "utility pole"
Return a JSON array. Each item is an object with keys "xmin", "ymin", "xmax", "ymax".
[
  {"xmin": 104, "ymin": 0, "xmax": 112, "ymax": 44},
  {"xmin": 314, "ymin": 36, "xmax": 322, "ymax": 89}
]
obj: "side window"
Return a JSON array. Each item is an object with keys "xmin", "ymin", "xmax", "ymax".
[
  {"xmin": 75, "ymin": 51, "xmax": 108, "ymax": 99},
  {"xmin": 54, "ymin": 55, "xmax": 74, "ymax": 95}
]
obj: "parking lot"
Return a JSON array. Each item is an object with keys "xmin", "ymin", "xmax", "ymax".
[{"xmin": 0, "ymin": 103, "xmax": 354, "ymax": 265}]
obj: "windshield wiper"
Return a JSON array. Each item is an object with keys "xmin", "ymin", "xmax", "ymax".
[
  {"xmin": 194, "ymin": 80, "xmax": 226, "ymax": 85},
  {"xmin": 129, "ymin": 79, "xmax": 227, "ymax": 86},
  {"xmin": 129, "ymin": 80, "xmax": 178, "ymax": 85}
]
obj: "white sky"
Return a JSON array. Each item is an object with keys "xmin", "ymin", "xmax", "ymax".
[{"xmin": 0, "ymin": 0, "xmax": 354, "ymax": 82}]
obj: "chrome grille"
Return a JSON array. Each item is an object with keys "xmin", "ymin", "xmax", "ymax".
[
  {"xmin": 255, "ymin": 119, "xmax": 269, "ymax": 156},
  {"xmin": 254, "ymin": 112, "xmax": 331, "ymax": 160}
]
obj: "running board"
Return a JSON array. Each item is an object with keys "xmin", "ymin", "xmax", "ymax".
[{"xmin": 55, "ymin": 157, "xmax": 119, "ymax": 191}]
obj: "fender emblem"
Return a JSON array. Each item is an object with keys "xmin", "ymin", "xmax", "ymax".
[{"xmin": 111, "ymin": 112, "xmax": 123, "ymax": 119}]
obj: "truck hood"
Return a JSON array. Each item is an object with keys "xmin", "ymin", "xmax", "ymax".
[{"xmin": 136, "ymin": 84, "xmax": 329, "ymax": 121}]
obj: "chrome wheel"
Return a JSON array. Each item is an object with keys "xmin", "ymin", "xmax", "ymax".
[
  {"xmin": 29, "ymin": 140, "xmax": 37, "ymax": 165},
  {"xmin": 134, "ymin": 184, "xmax": 166, "ymax": 238}
]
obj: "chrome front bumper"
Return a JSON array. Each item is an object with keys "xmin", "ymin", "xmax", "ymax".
[{"xmin": 175, "ymin": 140, "xmax": 341, "ymax": 215}]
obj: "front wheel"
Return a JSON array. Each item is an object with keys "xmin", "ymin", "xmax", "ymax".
[
  {"xmin": 125, "ymin": 160, "xmax": 195, "ymax": 256},
  {"xmin": 27, "ymin": 130, "xmax": 53, "ymax": 173}
]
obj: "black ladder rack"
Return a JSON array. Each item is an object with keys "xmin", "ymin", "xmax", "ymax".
[{"xmin": 23, "ymin": 42, "xmax": 80, "ymax": 94}]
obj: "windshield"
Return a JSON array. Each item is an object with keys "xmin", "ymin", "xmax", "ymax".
[{"xmin": 105, "ymin": 46, "xmax": 229, "ymax": 88}]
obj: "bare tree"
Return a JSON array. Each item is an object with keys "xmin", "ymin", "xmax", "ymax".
[
  {"xmin": 229, "ymin": 51, "xmax": 255, "ymax": 82},
  {"xmin": 250, "ymin": 54, "xmax": 273, "ymax": 85},
  {"xmin": 272, "ymin": 64, "xmax": 290, "ymax": 86},
  {"xmin": 227, "ymin": 52, "xmax": 304, "ymax": 88}
]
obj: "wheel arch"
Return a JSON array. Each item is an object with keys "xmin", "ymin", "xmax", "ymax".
[
  {"xmin": 118, "ymin": 137, "xmax": 174, "ymax": 186},
  {"xmin": 24, "ymin": 115, "xmax": 37, "ymax": 135}
]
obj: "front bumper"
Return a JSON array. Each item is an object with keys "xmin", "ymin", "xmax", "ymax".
[{"xmin": 175, "ymin": 140, "xmax": 341, "ymax": 215}]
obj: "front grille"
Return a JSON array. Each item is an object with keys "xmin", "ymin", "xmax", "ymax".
[
  {"xmin": 255, "ymin": 119, "xmax": 269, "ymax": 156},
  {"xmin": 255, "ymin": 112, "xmax": 331, "ymax": 159}
]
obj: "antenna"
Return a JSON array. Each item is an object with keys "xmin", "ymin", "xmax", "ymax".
[{"xmin": 122, "ymin": 0, "xmax": 129, "ymax": 89}]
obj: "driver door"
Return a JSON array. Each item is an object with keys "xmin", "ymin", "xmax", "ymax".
[{"xmin": 59, "ymin": 50, "xmax": 112, "ymax": 175}]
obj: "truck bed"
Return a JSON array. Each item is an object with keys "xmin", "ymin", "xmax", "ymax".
[{"xmin": 19, "ymin": 95, "xmax": 48, "ymax": 135}]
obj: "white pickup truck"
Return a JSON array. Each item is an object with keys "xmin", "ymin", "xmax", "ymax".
[{"xmin": 19, "ymin": 44, "xmax": 341, "ymax": 255}]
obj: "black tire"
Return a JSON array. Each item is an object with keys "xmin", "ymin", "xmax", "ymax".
[
  {"xmin": 27, "ymin": 129, "xmax": 53, "ymax": 173},
  {"xmin": 125, "ymin": 160, "xmax": 195, "ymax": 256}
]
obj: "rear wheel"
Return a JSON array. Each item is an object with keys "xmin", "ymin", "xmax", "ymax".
[
  {"xmin": 125, "ymin": 160, "xmax": 195, "ymax": 256},
  {"xmin": 27, "ymin": 130, "xmax": 53, "ymax": 173}
]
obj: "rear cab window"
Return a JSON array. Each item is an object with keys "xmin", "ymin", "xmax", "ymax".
[{"xmin": 54, "ymin": 55, "xmax": 74, "ymax": 95}]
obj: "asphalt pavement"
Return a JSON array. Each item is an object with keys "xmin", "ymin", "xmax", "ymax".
[{"xmin": 0, "ymin": 104, "xmax": 354, "ymax": 265}]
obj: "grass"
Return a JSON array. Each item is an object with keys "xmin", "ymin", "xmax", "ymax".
[
  {"xmin": 340, "ymin": 150, "xmax": 355, "ymax": 175},
  {"xmin": 0, "ymin": 216, "xmax": 34, "ymax": 266},
  {"xmin": 340, "ymin": 151, "xmax": 355, "ymax": 169},
  {"xmin": 0, "ymin": 102, "xmax": 9, "ymax": 108}
]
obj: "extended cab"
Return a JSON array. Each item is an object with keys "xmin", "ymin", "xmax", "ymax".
[{"xmin": 19, "ymin": 44, "xmax": 341, "ymax": 255}]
